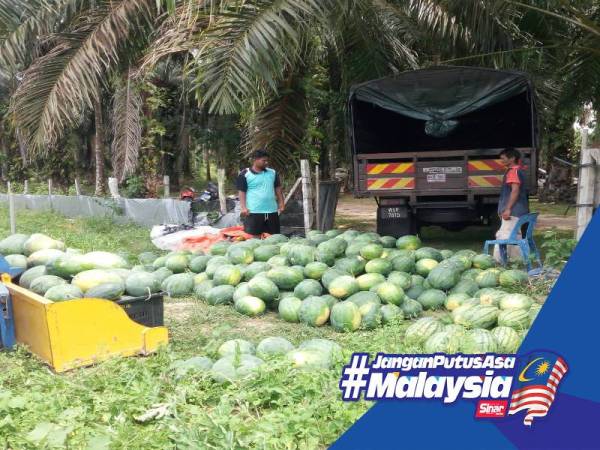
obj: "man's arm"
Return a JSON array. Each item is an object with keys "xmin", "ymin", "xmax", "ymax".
[
  {"xmin": 276, "ymin": 186, "xmax": 285, "ymax": 214},
  {"xmin": 502, "ymin": 183, "xmax": 520, "ymax": 220},
  {"xmin": 239, "ymin": 191, "xmax": 249, "ymax": 217},
  {"xmin": 236, "ymin": 170, "xmax": 249, "ymax": 216}
]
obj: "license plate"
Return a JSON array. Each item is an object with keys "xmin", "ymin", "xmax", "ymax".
[
  {"xmin": 381, "ymin": 207, "xmax": 407, "ymax": 219},
  {"xmin": 422, "ymin": 166, "xmax": 463, "ymax": 174}
]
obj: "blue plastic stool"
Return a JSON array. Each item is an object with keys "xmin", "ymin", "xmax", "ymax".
[
  {"xmin": 483, "ymin": 213, "xmax": 542, "ymax": 272},
  {"xmin": 0, "ymin": 284, "xmax": 15, "ymax": 349}
]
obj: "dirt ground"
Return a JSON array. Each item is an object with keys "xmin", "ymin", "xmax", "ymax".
[{"xmin": 335, "ymin": 194, "xmax": 576, "ymax": 231}]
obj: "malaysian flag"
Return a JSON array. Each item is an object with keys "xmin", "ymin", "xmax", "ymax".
[{"xmin": 508, "ymin": 352, "xmax": 569, "ymax": 426}]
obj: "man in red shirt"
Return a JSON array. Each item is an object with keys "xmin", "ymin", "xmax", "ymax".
[{"xmin": 494, "ymin": 147, "xmax": 529, "ymax": 262}]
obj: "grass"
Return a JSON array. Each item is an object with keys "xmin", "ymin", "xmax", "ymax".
[
  {"xmin": 529, "ymin": 198, "xmax": 575, "ymax": 217},
  {"xmin": 0, "ymin": 207, "xmax": 560, "ymax": 449}
]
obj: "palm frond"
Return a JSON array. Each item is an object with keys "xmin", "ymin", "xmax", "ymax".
[
  {"xmin": 193, "ymin": 0, "xmax": 327, "ymax": 115},
  {"xmin": 111, "ymin": 70, "xmax": 142, "ymax": 183},
  {"xmin": 9, "ymin": 0, "xmax": 156, "ymax": 152}
]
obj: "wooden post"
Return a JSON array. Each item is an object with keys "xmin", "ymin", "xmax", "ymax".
[
  {"xmin": 107, "ymin": 177, "xmax": 120, "ymax": 198},
  {"xmin": 315, "ymin": 165, "xmax": 321, "ymax": 231},
  {"xmin": 576, "ymin": 129, "xmax": 595, "ymax": 240},
  {"xmin": 300, "ymin": 159, "xmax": 313, "ymax": 235},
  {"xmin": 74, "ymin": 178, "xmax": 82, "ymax": 196},
  {"xmin": 23, "ymin": 179, "xmax": 28, "ymax": 194},
  {"xmin": 163, "ymin": 175, "xmax": 170, "ymax": 198},
  {"xmin": 7, "ymin": 181, "xmax": 16, "ymax": 234},
  {"xmin": 217, "ymin": 167, "xmax": 227, "ymax": 215},
  {"xmin": 48, "ymin": 179, "xmax": 52, "ymax": 196},
  {"xmin": 284, "ymin": 178, "xmax": 302, "ymax": 206}
]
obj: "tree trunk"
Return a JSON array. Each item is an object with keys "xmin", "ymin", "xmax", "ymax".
[
  {"xmin": 93, "ymin": 95, "xmax": 106, "ymax": 196},
  {"xmin": 204, "ymin": 146, "xmax": 211, "ymax": 181},
  {"xmin": 175, "ymin": 102, "xmax": 189, "ymax": 188},
  {"xmin": 326, "ymin": 45, "xmax": 342, "ymax": 181}
]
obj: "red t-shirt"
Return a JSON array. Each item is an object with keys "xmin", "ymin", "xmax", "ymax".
[{"xmin": 505, "ymin": 165, "xmax": 523, "ymax": 185}]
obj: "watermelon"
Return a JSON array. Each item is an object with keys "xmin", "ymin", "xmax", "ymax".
[
  {"xmin": 479, "ymin": 289, "xmax": 506, "ymax": 307},
  {"xmin": 164, "ymin": 254, "xmax": 189, "ymax": 273},
  {"xmin": 375, "ymin": 282, "xmax": 404, "ymax": 305},
  {"xmin": 24, "ymin": 233, "xmax": 65, "ymax": 256},
  {"xmin": 162, "ymin": 273, "xmax": 194, "ymax": 297},
  {"xmin": 404, "ymin": 318, "xmax": 444, "ymax": 346},
  {"xmin": 344, "ymin": 243, "xmax": 364, "ymax": 258},
  {"xmin": 461, "ymin": 268, "xmax": 483, "ymax": 281},
  {"xmin": 444, "ymin": 292, "xmax": 471, "ymax": 311},
  {"xmin": 318, "ymin": 238, "xmax": 347, "ymax": 258},
  {"xmin": 475, "ymin": 269, "xmax": 500, "ymax": 288},
  {"xmin": 472, "ymin": 254, "xmax": 495, "ymax": 270},
  {"xmin": 233, "ymin": 282, "xmax": 251, "ymax": 301},
  {"xmin": 125, "ymin": 272, "xmax": 160, "ymax": 297},
  {"xmin": 497, "ymin": 308, "xmax": 530, "ymax": 330},
  {"xmin": 347, "ymin": 291, "xmax": 381, "ymax": 307},
  {"xmin": 424, "ymin": 331, "xmax": 461, "ymax": 354},
  {"xmin": 321, "ymin": 269, "xmax": 345, "ymax": 290},
  {"xmin": 85, "ymin": 282, "xmax": 125, "ymax": 301},
  {"xmin": 529, "ymin": 304, "xmax": 542, "ymax": 326},
  {"xmin": 152, "ymin": 256, "xmax": 167, "ymax": 269},
  {"xmin": 308, "ymin": 233, "xmax": 329, "ymax": 246},
  {"xmin": 405, "ymin": 284, "xmax": 425, "ymax": 300},
  {"xmin": 234, "ymin": 296, "xmax": 266, "ymax": 316},
  {"xmin": 19, "ymin": 265, "xmax": 47, "ymax": 289},
  {"xmin": 138, "ymin": 252, "xmax": 159, "ymax": 265},
  {"xmin": 31, "ymin": 275, "xmax": 68, "ymax": 296},
  {"xmin": 107, "ymin": 268, "xmax": 131, "ymax": 282},
  {"xmin": 298, "ymin": 296, "xmax": 330, "ymax": 327},
  {"xmin": 396, "ymin": 235, "xmax": 421, "ymax": 250},
  {"xmin": 264, "ymin": 234, "xmax": 289, "ymax": 244},
  {"xmin": 499, "ymin": 293, "xmax": 533, "ymax": 310},
  {"xmin": 391, "ymin": 255, "xmax": 416, "ymax": 273},
  {"xmin": 415, "ymin": 258, "xmax": 438, "ymax": 277},
  {"xmin": 242, "ymin": 262, "xmax": 269, "ymax": 281},
  {"xmin": 44, "ymin": 284, "xmax": 83, "ymax": 302},
  {"xmin": 82, "ymin": 251, "xmax": 128, "ymax": 270},
  {"xmin": 460, "ymin": 329, "xmax": 498, "ymax": 354},
  {"xmin": 328, "ymin": 275, "xmax": 360, "ymax": 299},
  {"xmin": 320, "ymin": 294, "xmax": 338, "ymax": 309},
  {"xmin": 0, "ymin": 233, "xmax": 29, "ymax": 255},
  {"xmin": 266, "ymin": 267, "xmax": 303, "ymax": 290},
  {"xmin": 253, "ymin": 245, "xmax": 280, "ymax": 262},
  {"xmin": 330, "ymin": 301, "xmax": 362, "ymax": 332},
  {"xmin": 171, "ymin": 356, "xmax": 214, "ymax": 376},
  {"xmin": 194, "ymin": 280, "xmax": 214, "ymax": 301},
  {"xmin": 358, "ymin": 302, "xmax": 382, "ymax": 330},
  {"xmin": 209, "ymin": 241, "xmax": 231, "ymax": 256},
  {"xmin": 334, "ymin": 257, "xmax": 366, "ymax": 276},
  {"xmin": 248, "ymin": 277, "xmax": 279, "ymax": 303},
  {"xmin": 360, "ymin": 243, "xmax": 384, "ymax": 260},
  {"xmin": 153, "ymin": 267, "xmax": 173, "ymax": 284},
  {"xmin": 193, "ymin": 272, "xmax": 209, "ymax": 284},
  {"xmin": 299, "ymin": 338, "xmax": 343, "ymax": 363},
  {"xmin": 256, "ymin": 337, "xmax": 294, "ymax": 358},
  {"xmin": 426, "ymin": 266, "xmax": 460, "ymax": 290},
  {"xmin": 72, "ymin": 270, "xmax": 123, "ymax": 293},
  {"xmin": 417, "ymin": 289, "xmax": 446, "ymax": 310},
  {"xmin": 451, "ymin": 300, "xmax": 479, "ymax": 324},
  {"xmin": 315, "ymin": 248, "xmax": 336, "ymax": 266},
  {"xmin": 4, "ymin": 254, "xmax": 27, "ymax": 270},
  {"xmin": 304, "ymin": 262, "xmax": 329, "ymax": 280},
  {"xmin": 499, "ymin": 269, "xmax": 528, "ymax": 288},
  {"xmin": 278, "ymin": 296, "xmax": 302, "ymax": 322},
  {"xmin": 459, "ymin": 305, "xmax": 499, "ymax": 329},
  {"xmin": 440, "ymin": 249, "xmax": 454, "ymax": 259},
  {"xmin": 356, "ymin": 273, "xmax": 386, "ymax": 291},
  {"xmin": 326, "ymin": 229, "xmax": 343, "ymax": 238},
  {"xmin": 218, "ymin": 339, "xmax": 255, "ymax": 358},
  {"xmin": 287, "ymin": 245, "xmax": 315, "ymax": 266},
  {"xmin": 286, "ymin": 349, "xmax": 331, "ymax": 370},
  {"xmin": 379, "ymin": 236, "xmax": 397, "ymax": 248},
  {"xmin": 449, "ymin": 279, "xmax": 479, "ymax": 296},
  {"xmin": 227, "ymin": 245, "xmax": 254, "ymax": 265},
  {"xmin": 381, "ymin": 304, "xmax": 404, "ymax": 324},
  {"xmin": 365, "ymin": 258, "xmax": 393, "ymax": 276},
  {"xmin": 27, "ymin": 249, "xmax": 64, "ymax": 267},
  {"xmin": 492, "ymin": 327, "xmax": 521, "ymax": 353},
  {"xmin": 387, "ymin": 271, "xmax": 412, "ymax": 290},
  {"xmin": 212, "ymin": 265, "xmax": 243, "ymax": 287},
  {"xmin": 211, "ymin": 355, "xmax": 263, "ymax": 383},
  {"xmin": 205, "ymin": 285, "xmax": 235, "ymax": 305},
  {"xmin": 189, "ymin": 255, "xmax": 211, "ymax": 273},
  {"xmin": 415, "ymin": 247, "xmax": 443, "ymax": 262},
  {"xmin": 293, "ymin": 279, "xmax": 323, "ymax": 300}
]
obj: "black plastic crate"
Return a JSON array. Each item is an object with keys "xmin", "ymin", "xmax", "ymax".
[{"xmin": 116, "ymin": 293, "xmax": 164, "ymax": 327}]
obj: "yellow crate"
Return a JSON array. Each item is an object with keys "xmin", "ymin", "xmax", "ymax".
[{"xmin": 1, "ymin": 273, "xmax": 168, "ymax": 372}]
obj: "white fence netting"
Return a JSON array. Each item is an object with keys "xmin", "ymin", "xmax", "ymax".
[{"xmin": 0, "ymin": 194, "xmax": 191, "ymax": 227}]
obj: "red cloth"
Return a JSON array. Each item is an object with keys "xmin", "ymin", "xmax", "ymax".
[
  {"xmin": 505, "ymin": 165, "xmax": 522, "ymax": 185},
  {"xmin": 180, "ymin": 226, "xmax": 270, "ymax": 252}
]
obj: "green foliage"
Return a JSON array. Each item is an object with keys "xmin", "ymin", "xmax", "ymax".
[{"xmin": 540, "ymin": 229, "xmax": 577, "ymax": 268}]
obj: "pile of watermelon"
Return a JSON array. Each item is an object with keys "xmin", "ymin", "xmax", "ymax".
[
  {"xmin": 172, "ymin": 336, "xmax": 344, "ymax": 383},
  {"xmin": 0, "ymin": 229, "xmax": 540, "ymax": 354}
]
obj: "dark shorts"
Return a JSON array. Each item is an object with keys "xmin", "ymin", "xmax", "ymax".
[{"xmin": 244, "ymin": 212, "xmax": 280, "ymax": 236}]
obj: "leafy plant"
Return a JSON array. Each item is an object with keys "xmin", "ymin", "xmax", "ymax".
[{"xmin": 540, "ymin": 229, "xmax": 577, "ymax": 268}]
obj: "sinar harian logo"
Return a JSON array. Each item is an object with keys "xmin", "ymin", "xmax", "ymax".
[{"xmin": 339, "ymin": 351, "xmax": 567, "ymax": 426}]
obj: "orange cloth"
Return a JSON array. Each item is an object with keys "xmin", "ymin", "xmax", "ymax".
[{"xmin": 180, "ymin": 226, "xmax": 270, "ymax": 252}]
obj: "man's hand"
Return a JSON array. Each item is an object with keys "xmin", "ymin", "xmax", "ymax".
[
  {"xmin": 501, "ymin": 209, "xmax": 512, "ymax": 220},
  {"xmin": 278, "ymin": 203, "xmax": 285, "ymax": 215},
  {"xmin": 241, "ymin": 207, "xmax": 250, "ymax": 217}
]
